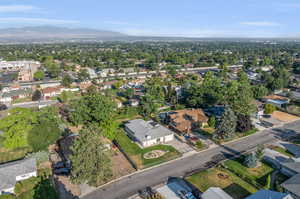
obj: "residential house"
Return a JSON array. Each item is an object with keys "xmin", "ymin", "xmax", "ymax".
[
  {"xmin": 201, "ymin": 187, "xmax": 233, "ymax": 199},
  {"xmin": 129, "ymin": 99, "xmax": 139, "ymax": 107},
  {"xmin": 281, "ymin": 161, "xmax": 300, "ymax": 177},
  {"xmin": 0, "ymin": 158, "xmax": 37, "ymax": 195},
  {"xmin": 124, "ymin": 119, "xmax": 174, "ymax": 148},
  {"xmin": 166, "ymin": 109, "xmax": 208, "ymax": 134},
  {"xmin": 281, "ymin": 174, "xmax": 300, "ymax": 199},
  {"xmin": 86, "ymin": 67, "xmax": 97, "ymax": 79},
  {"xmin": 262, "ymin": 95, "xmax": 290, "ymax": 108},
  {"xmin": 42, "ymin": 86, "xmax": 63, "ymax": 99},
  {"xmin": 100, "ymin": 80, "xmax": 118, "ymax": 90},
  {"xmin": 245, "ymin": 190, "xmax": 293, "ymax": 199},
  {"xmin": 0, "ymin": 88, "xmax": 32, "ymax": 104}
]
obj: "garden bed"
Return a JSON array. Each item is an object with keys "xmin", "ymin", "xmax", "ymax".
[
  {"xmin": 114, "ymin": 130, "xmax": 181, "ymax": 169},
  {"xmin": 186, "ymin": 167, "xmax": 257, "ymax": 199}
]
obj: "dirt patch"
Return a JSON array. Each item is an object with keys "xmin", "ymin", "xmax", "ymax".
[
  {"xmin": 271, "ymin": 111, "xmax": 300, "ymax": 122},
  {"xmin": 112, "ymin": 151, "xmax": 135, "ymax": 179},
  {"xmin": 143, "ymin": 150, "xmax": 167, "ymax": 159},
  {"xmin": 218, "ymin": 173, "xmax": 229, "ymax": 180},
  {"xmin": 54, "ymin": 175, "xmax": 81, "ymax": 199}
]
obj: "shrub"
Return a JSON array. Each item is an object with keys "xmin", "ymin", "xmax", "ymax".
[
  {"xmin": 0, "ymin": 194, "xmax": 17, "ymax": 199},
  {"xmin": 264, "ymin": 104, "xmax": 276, "ymax": 114},
  {"xmin": 14, "ymin": 177, "xmax": 39, "ymax": 196},
  {"xmin": 208, "ymin": 116, "xmax": 216, "ymax": 128}
]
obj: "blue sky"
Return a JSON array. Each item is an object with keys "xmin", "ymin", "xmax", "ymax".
[{"xmin": 0, "ymin": 0, "xmax": 299, "ymax": 37}]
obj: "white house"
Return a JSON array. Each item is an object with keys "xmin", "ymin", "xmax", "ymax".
[
  {"xmin": 124, "ymin": 119, "xmax": 174, "ymax": 148},
  {"xmin": 0, "ymin": 158, "xmax": 37, "ymax": 195}
]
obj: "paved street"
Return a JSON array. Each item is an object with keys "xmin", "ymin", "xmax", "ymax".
[{"xmin": 81, "ymin": 120, "xmax": 300, "ymax": 199}]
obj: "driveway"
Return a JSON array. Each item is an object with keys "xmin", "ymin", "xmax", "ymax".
[
  {"xmin": 81, "ymin": 120, "xmax": 300, "ymax": 199},
  {"xmin": 166, "ymin": 138, "xmax": 194, "ymax": 154}
]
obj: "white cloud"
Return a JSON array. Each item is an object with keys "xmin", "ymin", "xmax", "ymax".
[
  {"xmin": 0, "ymin": 5, "xmax": 37, "ymax": 13},
  {"xmin": 0, "ymin": 17, "xmax": 79, "ymax": 25},
  {"xmin": 240, "ymin": 21, "xmax": 281, "ymax": 27}
]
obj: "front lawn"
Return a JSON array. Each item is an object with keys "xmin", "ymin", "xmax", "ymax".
[
  {"xmin": 114, "ymin": 130, "xmax": 181, "ymax": 169},
  {"xmin": 186, "ymin": 167, "xmax": 257, "ymax": 199},
  {"xmin": 224, "ymin": 158, "xmax": 274, "ymax": 188}
]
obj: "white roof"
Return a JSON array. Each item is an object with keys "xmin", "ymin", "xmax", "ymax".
[{"xmin": 201, "ymin": 187, "xmax": 233, "ymax": 199}]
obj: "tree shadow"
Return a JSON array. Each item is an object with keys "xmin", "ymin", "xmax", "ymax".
[
  {"xmin": 52, "ymin": 176, "xmax": 80, "ymax": 199},
  {"xmin": 223, "ymin": 183, "xmax": 251, "ymax": 199}
]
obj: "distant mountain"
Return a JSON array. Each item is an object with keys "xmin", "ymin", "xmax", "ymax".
[{"xmin": 0, "ymin": 26, "xmax": 128, "ymax": 43}]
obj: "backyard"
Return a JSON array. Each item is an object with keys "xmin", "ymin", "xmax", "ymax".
[
  {"xmin": 186, "ymin": 167, "xmax": 257, "ymax": 199},
  {"xmin": 223, "ymin": 157, "xmax": 274, "ymax": 188},
  {"xmin": 114, "ymin": 130, "xmax": 181, "ymax": 169}
]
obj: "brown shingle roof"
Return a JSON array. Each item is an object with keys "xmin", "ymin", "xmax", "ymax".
[{"xmin": 168, "ymin": 109, "xmax": 208, "ymax": 133}]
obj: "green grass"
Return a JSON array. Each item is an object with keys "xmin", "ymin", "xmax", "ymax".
[
  {"xmin": 214, "ymin": 129, "xmax": 258, "ymax": 144},
  {"xmin": 186, "ymin": 167, "xmax": 257, "ymax": 199},
  {"xmin": 195, "ymin": 140, "xmax": 206, "ymax": 151},
  {"xmin": 0, "ymin": 147, "xmax": 31, "ymax": 164},
  {"xmin": 224, "ymin": 157, "xmax": 274, "ymax": 188},
  {"xmin": 269, "ymin": 146, "xmax": 294, "ymax": 157},
  {"xmin": 114, "ymin": 130, "xmax": 181, "ymax": 169}
]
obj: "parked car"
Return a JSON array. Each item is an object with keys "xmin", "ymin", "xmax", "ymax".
[
  {"xmin": 53, "ymin": 161, "xmax": 65, "ymax": 169},
  {"xmin": 54, "ymin": 168, "xmax": 70, "ymax": 175}
]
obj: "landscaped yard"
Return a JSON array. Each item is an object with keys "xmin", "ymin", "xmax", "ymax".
[
  {"xmin": 186, "ymin": 167, "xmax": 257, "ymax": 199},
  {"xmin": 224, "ymin": 158, "xmax": 274, "ymax": 188},
  {"xmin": 114, "ymin": 130, "xmax": 181, "ymax": 169},
  {"xmin": 269, "ymin": 146, "xmax": 294, "ymax": 157}
]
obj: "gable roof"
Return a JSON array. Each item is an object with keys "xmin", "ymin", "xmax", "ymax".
[
  {"xmin": 0, "ymin": 158, "xmax": 36, "ymax": 190},
  {"xmin": 282, "ymin": 162, "xmax": 300, "ymax": 174},
  {"xmin": 168, "ymin": 109, "xmax": 208, "ymax": 132},
  {"xmin": 245, "ymin": 190, "xmax": 292, "ymax": 199},
  {"xmin": 1, "ymin": 88, "xmax": 32, "ymax": 98},
  {"xmin": 125, "ymin": 119, "xmax": 174, "ymax": 142},
  {"xmin": 201, "ymin": 187, "xmax": 233, "ymax": 199},
  {"xmin": 281, "ymin": 174, "xmax": 300, "ymax": 197}
]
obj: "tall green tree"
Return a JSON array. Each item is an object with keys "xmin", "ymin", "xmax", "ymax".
[
  {"xmin": 33, "ymin": 71, "xmax": 45, "ymax": 81},
  {"xmin": 70, "ymin": 127, "xmax": 113, "ymax": 186},
  {"xmin": 213, "ymin": 106, "xmax": 237, "ymax": 140}
]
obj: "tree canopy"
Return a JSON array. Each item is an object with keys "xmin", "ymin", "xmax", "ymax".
[{"xmin": 70, "ymin": 127, "xmax": 113, "ymax": 186}]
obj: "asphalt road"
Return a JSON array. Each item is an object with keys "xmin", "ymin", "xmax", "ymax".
[{"xmin": 81, "ymin": 120, "xmax": 300, "ymax": 199}]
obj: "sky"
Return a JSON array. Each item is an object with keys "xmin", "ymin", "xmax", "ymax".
[{"xmin": 0, "ymin": 0, "xmax": 299, "ymax": 38}]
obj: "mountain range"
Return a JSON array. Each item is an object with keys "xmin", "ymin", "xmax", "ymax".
[
  {"xmin": 0, "ymin": 26, "xmax": 299, "ymax": 43},
  {"xmin": 0, "ymin": 26, "xmax": 129, "ymax": 43}
]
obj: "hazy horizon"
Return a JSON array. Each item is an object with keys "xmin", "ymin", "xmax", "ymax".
[{"xmin": 0, "ymin": 0, "xmax": 299, "ymax": 38}]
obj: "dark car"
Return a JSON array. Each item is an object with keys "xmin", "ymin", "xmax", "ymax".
[
  {"xmin": 54, "ymin": 168, "xmax": 70, "ymax": 175},
  {"xmin": 53, "ymin": 161, "xmax": 65, "ymax": 169},
  {"xmin": 0, "ymin": 104, "xmax": 7, "ymax": 111}
]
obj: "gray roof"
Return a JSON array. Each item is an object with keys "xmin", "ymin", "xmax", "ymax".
[
  {"xmin": 125, "ymin": 119, "xmax": 174, "ymax": 142},
  {"xmin": 281, "ymin": 174, "xmax": 300, "ymax": 197},
  {"xmin": 0, "ymin": 158, "xmax": 36, "ymax": 190},
  {"xmin": 1, "ymin": 88, "xmax": 32, "ymax": 98},
  {"xmin": 201, "ymin": 187, "xmax": 233, "ymax": 199},
  {"xmin": 282, "ymin": 162, "xmax": 300, "ymax": 174},
  {"xmin": 245, "ymin": 190, "xmax": 292, "ymax": 199}
]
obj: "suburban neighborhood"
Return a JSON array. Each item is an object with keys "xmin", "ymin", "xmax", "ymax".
[{"xmin": 0, "ymin": 28, "xmax": 300, "ymax": 199}]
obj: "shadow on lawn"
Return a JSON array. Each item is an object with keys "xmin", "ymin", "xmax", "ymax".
[{"xmin": 224, "ymin": 183, "xmax": 251, "ymax": 199}]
